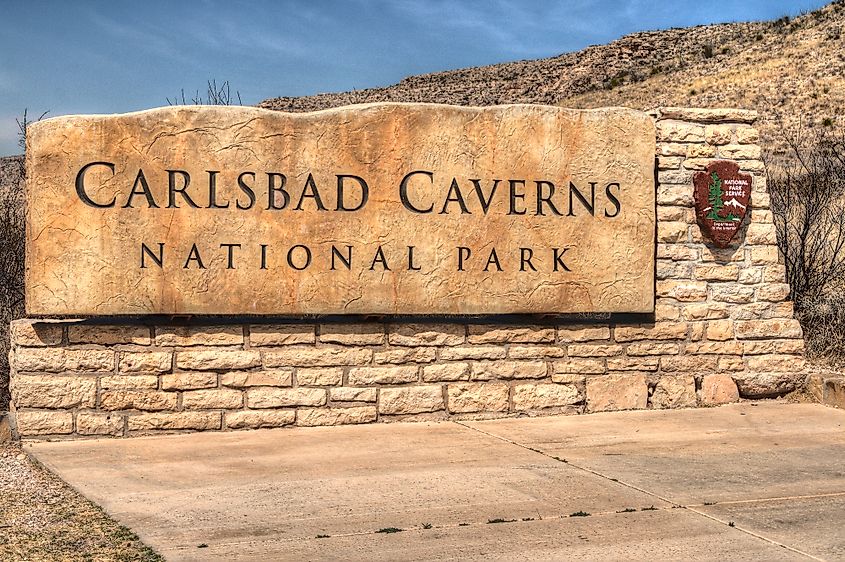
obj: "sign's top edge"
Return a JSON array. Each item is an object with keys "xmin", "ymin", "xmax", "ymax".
[{"xmin": 30, "ymin": 102, "xmax": 654, "ymax": 129}]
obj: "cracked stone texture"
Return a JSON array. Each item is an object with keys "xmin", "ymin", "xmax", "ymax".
[{"xmin": 26, "ymin": 103, "xmax": 655, "ymax": 315}]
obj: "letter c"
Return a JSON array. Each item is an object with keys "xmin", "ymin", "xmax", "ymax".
[
  {"xmin": 399, "ymin": 170, "xmax": 434, "ymax": 214},
  {"xmin": 75, "ymin": 161, "xmax": 116, "ymax": 208}
]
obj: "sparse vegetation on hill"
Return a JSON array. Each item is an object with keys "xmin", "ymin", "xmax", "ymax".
[
  {"xmin": 0, "ymin": 155, "xmax": 24, "ymax": 414},
  {"xmin": 260, "ymin": 1, "xmax": 845, "ymax": 157}
]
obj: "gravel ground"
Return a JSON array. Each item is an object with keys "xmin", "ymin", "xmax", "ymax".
[{"xmin": 0, "ymin": 442, "xmax": 162, "ymax": 561}]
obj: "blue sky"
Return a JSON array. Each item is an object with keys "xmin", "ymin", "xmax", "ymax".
[{"xmin": 0, "ymin": 0, "xmax": 828, "ymax": 155}]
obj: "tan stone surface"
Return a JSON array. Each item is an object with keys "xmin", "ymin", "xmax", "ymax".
[
  {"xmin": 224, "ymin": 410, "xmax": 295, "ymax": 429},
  {"xmin": 651, "ymin": 375, "xmax": 697, "ymax": 409},
  {"xmin": 296, "ymin": 406, "xmax": 377, "ymax": 426},
  {"xmin": 378, "ymin": 386, "xmax": 445, "ymax": 414},
  {"xmin": 219, "ymin": 369, "xmax": 293, "ymax": 388},
  {"xmin": 586, "ymin": 374, "xmax": 648, "ymax": 412},
  {"xmin": 511, "ymin": 383, "xmax": 581, "ymax": 410},
  {"xmin": 26, "ymin": 104, "xmax": 655, "ymax": 315},
  {"xmin": 447, "ymin": 383, "xmax": 510, "ymax": 413},
  {"xmin": 700, "ymin": 374, "xmax": 740, "ymax": 406}
]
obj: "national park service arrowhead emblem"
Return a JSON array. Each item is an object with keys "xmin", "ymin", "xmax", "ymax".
[{"xmin": 693, "ymin": 161, "xmax": 752, "ymax": 248}]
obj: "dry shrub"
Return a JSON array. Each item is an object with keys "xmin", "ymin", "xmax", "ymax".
[
  {"xmin": 0, "ymin": 157, "xmax": 25, "ymax": 412},
  {"xmin": 768, "ymin": 126, "xmax": 845, "ymax": 365}
]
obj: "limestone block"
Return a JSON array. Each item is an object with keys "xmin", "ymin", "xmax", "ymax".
[
  {"xmin": 557, "ymin": 325, "xmax": 611, "ymax": 342},
  {"xmin": 656, "ymin": 206, "xmax": 693, "ymax": 222},
  {"xmin": 694, "ymin": 264, "xmax": 739, "ymax": 281},
  {"xmin": 225, "ymin": 410, "xmax": 295, "ymax": 429},
  {"xmin": 68, "ymin": 325, "xmax": 151, "ymax": 346},
  {"xmin": 319, "ymin": 323, "xmax": 384, "ymax": 346},
  {"xmin": 119, "ymin": 352, "xmax": 172, "ymax": 373},
  {"xmin": 625, "ymin": 343, "xmax": 681, "ymax": 356},
  {"xmin": 685, "ymin": 341, "xmax": 744, "ymax": 355},
  {"xmin": 512, "ymin": 383, "xmax": 581, "ymax": 410},
  {"xmin": 447, "ymin": 383, "xmax": 509, "ymax": 413},
  {"xmin": 660, "ymin": 356, "xmax": 718, "ymax": 372},
  {"xmin": 14, "ymin": 411, "xmax": 73, "ymax": 435},
  {"xmin": 296, "ymin": 407, "xmax": 377, "ymax": 426},
  {"xmin": 100, "ymin": 375, "xmax": 159, "ymax": 390},
  {"xmin": 468, "ymin": 325, "xmax": 555, "ymax": 344},
  {"xmin": 735, "ymin": 319, "xmax": 802, "ymax": 339},
  {"xmin": 247, "ymin": 388, "xmax": 327, "ymax": 408},
  {"xmin": 681, "ymin": 303, "xmax": 730, "ymax": 321},
  {"xmin": 717, "ymin": 355, "xmax": 744, "ymax": 371},
  {"xmin": 747, "ymin": 355, "xmax": 806, "ymax": 372},
  {"xmin": 250, "ymin": 324, "xmax": 316, "ymax": 346},
  {"xmin": 615, "ymin": 323, "xmax": 688, "ymax": 342},
  {"xmin": 330, "ymin": 387, "xmax": 377, "ymax": 402},
  {"xmin": 77, "ymin": 413, "xmax": 123, "ymax": 436},
  {"xmin": 654, "ymin": 304, "xmax": 681, "ymax": 321},
  {"xmin": 657, "ymin": 120, "xmax": 705, "ymax": 142},
  {"xmin": 606, "ymin": 358, "xmax": 659, "ymax": 372},
  {"xmin": 735, "ymin": 126, "xmax": 760, "ymax": 143},
  {"xmin": 470, "ymin": 361, "xmax": 547, "ymax": 380},
  {"xmin": 757, "ymin": 284, "xmax": 791, "ymax": 302},
  {"xmin": 711, "ymin": 285, "xmax": 755, "ymax": 304},
  {"xmin": 552, "ymin": 359, "xmax": 606, "ymax": 376},
  {"xmin": 700, "ymin": 374, "xmax": 740, "ymax": 405},
  {"xmin": 657, "ymin": 185, "xmax": 694, "ymax": 206},
  {"xmin": 100, "ymin": 390, "xmax": 178, "ymax": 411},
  {"xmin": 656, "ymin": 280, "xmax": 707, "ymax": 302},
  {"xmin": 13, "ymin": 348, "xmax": 114, "ymax": 373},
  {"xmin": 657, "ymin": 156, "xmax": 683, "ymax": 170},
  {"xmin": 220, "ymin": 369, "xmax": 293, "ymax": 387},
  {"xmin": 706, "ymin": 320, "xmax": 734, "ymax": 341},
  {"xmin": 264, "ymin": 346, "xmax": 371, "ymax": 368},
  {"xmin": 742, "ymin": 340, "xmax": 805, "ymax": 355},
  {"xmin": 379, "ymin": 386, "xmax": 445, "ymax": 414},
  {"xmin": 347, "ymin": 365, "xmax": 418, "ymax": 385},
  {"xmin": 182, "ymin": 389, "xmax": 244, "ymax": 409},
  {"xmin": 374, "ymin": 348, "xmax": 438, "ymax": 364},
  {"xmin": 388, "ymin": 324, "xmax": 465, "ymax": 346},
  {"xmin": 176, "ymin": 350, "xmax": 261, "ymax": 371},
  {"xmin": 161, "ymin": 372, "xmax": 217, "ymax": 390},
  {"xmin": 507, "ymin": 346, "xmax": 567, "ymax": 360},
  {"xmin": 686, "ymin": 144, "xmax": 717, "ymax": 158},
  {"xmin": 567, "ymin": 344, "xmax": 623, "ymax": 357},
  {"xmin": 422, "ymin": 363, "xmax": 471, "ymax": 382},
  {"xmin": 11, "ymin": 321, "xmax": 63, "ymax": 346},
  {"xmin": 155, "ymin": 326, "xmax": 243, "ymax": 347},
  {"xmin": 745, "ymin": 224, "xmax": 778, "ymax": 245},
  {"xmin": 128, "ymin": 412, "xmax": 221, "ymax": 431},
  {"xmin": 439, "ymin": 346, "xmax": 507, "ymax": 361},
  {"xmin": 651, "ymin": 375, "xmax": 697, "ymax": 409},
  {"xmin": 586, "ymin": 374, "xmax": 648, "ymax": 412},
  {"xmin": 12, "ymin": 375, "xmax": 97, "ymax": 409},
  {"xmin": 748, "ymin": 246, "xmax": 780, "ymax": 264},
  {"xmin": 297, "ymin": 367, "xmax": 343, "ymax": 386},
  {"xmin": 733, "ymin": 372, "xmax": 800, "ymax": 398},
  {"xmin": 657, "ymin": 221, "xmax": 688, "ymax": 243}
]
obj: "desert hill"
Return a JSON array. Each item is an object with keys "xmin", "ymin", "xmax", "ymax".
[{"xmin": 260, "ymin": 1, "xmax": 845, "ymax": 156}]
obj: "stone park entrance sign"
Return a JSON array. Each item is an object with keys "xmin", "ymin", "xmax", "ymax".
[{"xmin": 25, "ymin": 104, "xmax": 655, "ymax": 316}]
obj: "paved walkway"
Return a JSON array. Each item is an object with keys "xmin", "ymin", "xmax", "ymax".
[{"xmin": 26, "ymin": 402, "xmax": 845, "ymax": 561}]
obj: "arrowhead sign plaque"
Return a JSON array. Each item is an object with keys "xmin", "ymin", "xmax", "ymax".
[{"xmin": 693, "ymin": 160, "xmax": 752, "ymax": 248}]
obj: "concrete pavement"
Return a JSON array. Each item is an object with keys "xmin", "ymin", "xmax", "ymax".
[{"xmin": 26, "ymin": 402, "xmax": 845, "ymax": 560}]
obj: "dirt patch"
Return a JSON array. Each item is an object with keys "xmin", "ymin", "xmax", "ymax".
[{"xmin": 0, "ymin": 442, "xmax": 162, "ymax": 561}]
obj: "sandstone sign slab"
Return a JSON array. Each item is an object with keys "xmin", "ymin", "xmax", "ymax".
[{"xmin": 26, "ymin": 103, "xmax": 655, "ymax": 315}]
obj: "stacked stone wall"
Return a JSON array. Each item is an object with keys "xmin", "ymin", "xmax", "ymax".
[{"xmin": 8, "ymin": 107, "xmax": 805, "ymax": 438}]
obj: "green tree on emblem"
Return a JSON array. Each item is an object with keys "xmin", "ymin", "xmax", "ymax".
[{"xmin": 706, "ymin": 171, "xmax": 724, "ymax": 220}]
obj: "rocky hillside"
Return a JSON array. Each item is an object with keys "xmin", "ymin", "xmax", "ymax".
[{"xmin": 261, "ymin": 1, "xmax": 845, "ymax": 156}]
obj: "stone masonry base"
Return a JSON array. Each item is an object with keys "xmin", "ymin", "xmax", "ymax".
[{"xmin": 7, "ymin": 107, "xmax": 806, "ymax": 439}]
